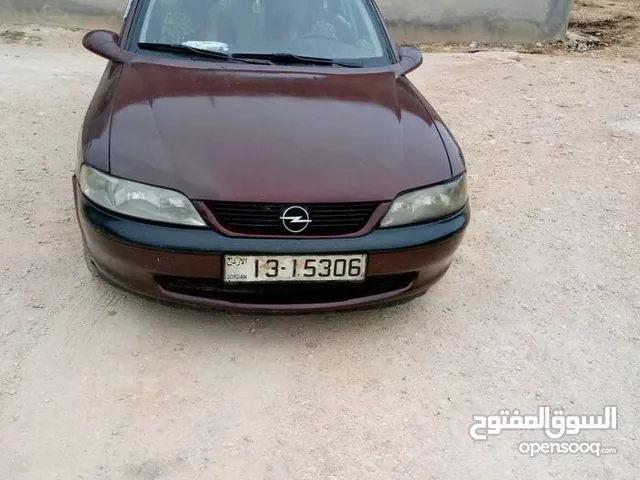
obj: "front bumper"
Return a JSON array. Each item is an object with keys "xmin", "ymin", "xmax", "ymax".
[{"xmin": 74, "ymin": 180, "xmax": 470, "ymax": 313}]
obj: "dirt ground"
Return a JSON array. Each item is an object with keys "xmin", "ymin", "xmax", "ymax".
[
  {"xmin": 0, "ymin": 3, "xmax": 639, "ymax": 480},
  {"xmin": 569, "ymin": 0, "xmax": 640, "ymax": 54}
]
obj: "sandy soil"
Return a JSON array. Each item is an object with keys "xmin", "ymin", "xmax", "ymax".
[
  {"xmin": 0, "ymin": 16, "xmax": 639, "ymax": 480},
  {"xmin": 570, "ymin": 0, "xmax": 640, "ymax": 54}
]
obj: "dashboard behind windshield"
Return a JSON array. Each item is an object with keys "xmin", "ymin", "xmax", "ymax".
[{"xmin": 128, "ymin": 0, "xmax": 394, "ymax": 66}]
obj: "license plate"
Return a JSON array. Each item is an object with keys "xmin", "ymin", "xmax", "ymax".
[{"xmin": 224, "ymin": 254, "xmax": 367, "ymax": 283}]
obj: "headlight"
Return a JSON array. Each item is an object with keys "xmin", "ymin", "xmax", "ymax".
[
  {"xmin": 79, "ymin": 165, "xmax": 206, "ymax": 227},
  {"xmin": 380, "ymin": 175, "xmax": 468, "ymax": 228}
]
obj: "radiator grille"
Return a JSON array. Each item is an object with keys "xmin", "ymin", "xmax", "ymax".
[{"xmin": 206, "ymin": 202, "xmax": 378, "ymax": 236}]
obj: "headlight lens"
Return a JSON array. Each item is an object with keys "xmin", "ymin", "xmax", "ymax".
[
  {"xmin": 79, "ymin": 165, "xmax": 206, "ymax": 227},
  {"xmin": 380, "ymin": 175, "xmax": 468, "ymax": 228}
]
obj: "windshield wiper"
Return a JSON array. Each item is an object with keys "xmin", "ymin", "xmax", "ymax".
[
  {"xmin": 137, "ymin": 43, "xmax": 272, "ymax": 65},
  {"xmin": 232, "ymin": 52, "xmax": 363, "ymax": 68}
]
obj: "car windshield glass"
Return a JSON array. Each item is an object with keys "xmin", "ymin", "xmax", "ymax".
[{"xmin": 131, "ymin": 0, "xmax": 393, "ymax": 66}]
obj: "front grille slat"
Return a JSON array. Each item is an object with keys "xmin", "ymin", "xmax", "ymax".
[
  {"xmin": 214, "ymin": 211, "xmax": 277, "ymax": 216},
  {"xmin": 308, "ymin": 208, "xmax": 375, "ymax": 213},
  {"xmin": 310, "ymin": 222, "xmax": 362, "ymax": 226},
  {"xmin": 225, "ymin": 223, "xmax": 282, "ymax": 228},
  {"xmin": 206, "ymin": 201, "xmax": 379, "ymax": 236},
  {"xmin": 157, "ymin": 273, "xmax": 417, "ymax": 305},
  {"xmin": 312, "ymin": 213, "xmax": 374, "ymax": 218}
]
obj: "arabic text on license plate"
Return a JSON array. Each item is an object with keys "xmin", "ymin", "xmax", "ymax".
[{"xmin": 224, "ymin": 255, "xmax": 367, "ymax": 283}]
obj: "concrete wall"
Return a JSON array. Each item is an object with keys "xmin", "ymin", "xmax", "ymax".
[
  {"xmin": 0, "ymin": 0, "xmax": 572, "ymax": 42},
  {"xmin": 379, "ymin": 0, "xmax": 572, "ymax": 42}
]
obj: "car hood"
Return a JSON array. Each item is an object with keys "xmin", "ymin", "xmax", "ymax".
[{"xmin": 108, "ymin": 63, "xmax": 452, "ymax": 202}]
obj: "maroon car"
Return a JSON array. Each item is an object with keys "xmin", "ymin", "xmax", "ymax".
[{"xmin": 74, "ymin": 0, "xmax": 470, "ymax": 312}]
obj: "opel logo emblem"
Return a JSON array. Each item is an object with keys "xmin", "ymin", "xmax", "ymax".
[{"xmin": 280, "ymin": 206, "xmax": 312, "ymax": 233}]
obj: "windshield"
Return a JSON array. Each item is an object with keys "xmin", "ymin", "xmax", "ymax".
[{"xmin": 130, "ymin": 0, "xmax": 394, "ymax": 66}]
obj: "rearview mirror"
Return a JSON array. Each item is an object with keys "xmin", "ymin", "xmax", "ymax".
[
  {"xmin": 394, "ymin": 45, "xmax": 423, "ymax": 76},
  {"xmin": 83, "ymin": 30, "xmax": 134, "ymax": 64}
]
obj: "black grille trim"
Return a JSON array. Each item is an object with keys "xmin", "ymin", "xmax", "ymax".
[
  {"xmin": 206, "ymin": 202, "xmax": 379, "ymax": 236},
  {"xmin": 157, "ymin": 273, "xmax": 417, "ymax": 305}
]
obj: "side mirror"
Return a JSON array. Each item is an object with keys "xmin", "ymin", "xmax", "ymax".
[
  {"xmin": 83, "ymin": 30, "xmax": 134, "ymax": 64},
  {"xmin": 394, "ymin": 45, "xmax": 423, "ymax": 76}
]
